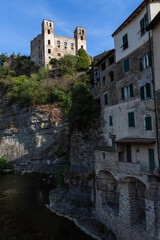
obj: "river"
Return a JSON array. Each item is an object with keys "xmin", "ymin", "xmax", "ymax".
[{"xmin": 0, "ymin": 173, "xmax": 93, "ymax": 240}]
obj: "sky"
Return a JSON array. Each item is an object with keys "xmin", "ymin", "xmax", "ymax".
[{"xmin": 0, "ymin": 0, "xmax": 143, "ymax": 57}]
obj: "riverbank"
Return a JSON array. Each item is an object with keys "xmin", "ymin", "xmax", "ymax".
[{"xmin": 48, "ymin": 188, "xmax": 116, "ymax": 240}]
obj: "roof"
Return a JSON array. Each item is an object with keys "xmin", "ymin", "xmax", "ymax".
[
  {"xmin": 115, "ymin": 138, "xmax": 156, "ymax": 144},
  {"xmin": 95, "ymin": 49, "xmax": 115, "ymax": 67},
  {"xmin": 147, "ymin": 11, "xmax": 160, "ymax": 30},
  {"xmin": 112, "ymin": 0, "xmax": 160, "ymax": 37}
]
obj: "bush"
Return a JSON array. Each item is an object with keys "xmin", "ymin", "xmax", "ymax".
[
  {"xmin": 59, "ymin": 55, "xmax": 78, "ymax": 75},
  {"xmin": 38, "ymin": 67, "xmax": 51, "ymax": 80},
  {"xmin": 50, "ymin": 58, "xmax": 58, "ymax": 67},
  {"xmin": 77, "ymin": 49, "xmax": 90, "ymax": 71},
  {"xmin": 0, "ymin": 66, "xmax": 9, "ymax": 79},
  {"xmin": 69, "ymin": 81, "xmax": 100, "ymax": 130},
  {"xmin": 14, "ymin": 55, "xmax": 37, "ymax": 76},
  {"xmin": 56, "ymin": 166, "xmax": 68, "ymax": 187},
  {"xmin": 0, "ymin": 156, "xmax": 14, "ymax": 171},
  {"xmin": 0, "ymin": 53, "xmax": 8, "ymax": 66}
]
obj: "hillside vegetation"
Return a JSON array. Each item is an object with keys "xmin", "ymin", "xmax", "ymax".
[{"xmin": 0, "ymin": 50, "xmax": 100, "ymax": 130}]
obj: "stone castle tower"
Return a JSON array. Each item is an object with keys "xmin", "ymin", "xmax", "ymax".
[{"xmin": 30, "ymin": 19, "xmax": 87, "ymax": 67}]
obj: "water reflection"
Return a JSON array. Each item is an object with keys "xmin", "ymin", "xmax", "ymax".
[{"xmin": 0, "ymin": 173, "xmax": 93, "ymax": 240}]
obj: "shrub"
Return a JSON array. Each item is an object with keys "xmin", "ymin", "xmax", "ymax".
[
  {"xmin": 50, "ymin": 58, "xmax": 58, "ymax": 67},
  {"xmin": 0, "ymin": 66, "xmax": 9, "ymax": 79},
  {"xmin": 14, "ymin": 55, "xmax": 37, "ymax": 76},
  {"xmin": 59, "ymin": 55, "xmax": 78, "ymax": 75},
  {"xmin": 38, "ymin": 67, "xmax": 51, "ymax": 80},
  {"xmin": 0, "ymin": 156, "xmax": 14, "ymax": 171},
  {"xmin": 56, "ymin": 166, "xmax": 68, "ymax": 187},
  {"xmin": 0, "ymin": 53, "xmax": 8, "ymax": 66},
  {"xmin": 77, "ymin": 49, "xmax": 90, "ymax": 71}
]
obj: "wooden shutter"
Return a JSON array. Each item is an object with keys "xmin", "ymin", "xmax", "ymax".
[
  {"xmin": 123, "ymin": 34, "xmax": 128, "ymax": 50},
  {"xmin": 129, "ymin": 84, "xmax": 134, "ymax": 97},
  {"xmin": 140, "ymin": 18, "xmax": 145, "ymax": 36},
  {"xmin": 124, "ymin": 59, "xmax": 129, "ymax": 72},
  {"xmin": 128, "ymin": 112, "xmax": 135, "ymax": 127},
  {"xmin": 148, "ymin": 149, "xmax": 155, "ymax": 171},
  {"xmin": 121, "ymin": 87, "xmax": 125, "ymax": 100},
  {"xmin": 139, "ymin": 57, "xmax": 143, "ymax": 71},
  {"xmin": 148, "ymin": 51, "xmax": 151, "ymax": 66},
  {"xmin": 140, "ymin": 86, "xmax": 145, "ymax": 100},
  {"xmin": 104, "ymin": 93, "xmax": 108, "ymax": 105},
  {"xmin": 145, "ymin": 116, "xmax": 152, "ymax": 130},
  {"xmin": 109, "ymin": 115, "xmax": 113, "ymax": 126},
  {"xmin": 144, "ymin": 13, "xmax": 148, "ymax": 28},
  {"xmin": 146, "ymin": 83, "xmax": 151, "ymax": 98}
]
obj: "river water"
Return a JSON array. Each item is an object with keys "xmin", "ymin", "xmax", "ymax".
[{"xmin": 0, "ymin": 173, "xmax": 93, "ymax": 240}]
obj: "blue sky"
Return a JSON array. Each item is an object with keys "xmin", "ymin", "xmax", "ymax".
[{"xmin": 0, "ymin": 0, "xmax": 142, "ymax": 57}]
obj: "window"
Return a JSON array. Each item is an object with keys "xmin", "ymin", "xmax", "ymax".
[
  {"xmin": 79, "ymin": 29, "xmax": 81, "ymax": 34},
  {"xmin": 71, "ymin": 43, "xmax": 74, "ymax": 47},
  {"xmin": 102, "ymin": 152, "xmax": 106, "ymax": 160},
  {"xmin": 126, "ymin": 144, "xmax": 132, "ymax": 162},
  {"xmin": 81, "ymin": 36, "xmax": 83, "ymax": 40},
  {"xmin": 64, "ymin": 42, "xmax": 67, "ymax": 46},
  {"xmin": 140, "ymin": 83, "xmax": 151, "ymax": 100},
  {"xmin": 101, "ymin": 62, "xmax": 106, "ymax": 71},
  {"xmin": 58, "ymin": 53, "xmax": 61, "ymax": 56},
  {"xmin": 57, "ymin": 40, "xmax": 60, "ymax": 45},
  {"xmin": 46, "ymin": 22, "xmax": 48, "ymax": 26},
  {"xmin": 121, "ymin": 84, "xmax": 134, "ymax": 100},
  {"xmin": 48, "ymin": 30, "xmax": 50, "ymax": 34},
  {"xmin": 140, "ymin": 13, "xmax": 148, "ymax": 37},
  {"xmin": 128, "ymin": 112, "xmax": 135, "ymax": 127},
  {"xmin": 145, "ymin": 115, "xmax": 152, "ymax": 131},
  {"xmin": 102, "ymin": 76, "xmax": 105, "ymax": 86},
  {"xmin": 82, "ymin": 29, "xmax": 85, "ymax": 35},
  {"xmin": 48, "ymin": 40, "xmax": 50, "ymax": 45},
  {"xmin": 104, "ymin": 93, "xmax": 108, "ymax": 105},
  {"xmin": 124, "ymin": 59, "xmax": 130, "ymax": 72},
  {"xmin": 48, "ymin": 49, "xmax": 51, "ymax": 54},
  {"xmin": 109, "ymin": 115, "xmax": 113, "ymax": 126},
  {"xmin": 109, "ymin": 71, "xmax": 114, "ymax": 82},
  {"xmin": 139, "ymin": 52, "xmax": 151, "ymax": 71},
  {"xmin": 49, "ymin": 23, "xmax": 52, "ymax": 27},
  {"xmin": 81, "ymin": 45, "xmax": 83, "ymax": 49},
  {"xmin": 122, "ymin": 33, "xmax": 128, "ymax": 50},
  {"xmin": 109, "ymin": 55, "xmax": 114, "ymax": 65}
]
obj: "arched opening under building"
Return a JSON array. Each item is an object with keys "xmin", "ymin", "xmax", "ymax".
[{"xmin": 97, "ymin": 171, "xmax": 119, "ymax": 214}]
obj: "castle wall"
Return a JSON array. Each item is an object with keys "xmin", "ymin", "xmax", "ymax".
[
  {"xmin": 30, "ymin": 34, "xmax": 44, "ymax": 67},
  {"xmin": 54, "ymin": 35, "xmax": 76, "ymax": 59}
]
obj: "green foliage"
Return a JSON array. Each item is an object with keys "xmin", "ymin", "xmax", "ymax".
[
  {"xmin": 59, "ymin": 55, "xmax": 78, "ymax": 75},
  {"xmin": 0, "ymin": 156, "xmax": 14, "ymax": 171},
  {"xmin": 14, "ymin": 55, "xmax": 37, "ymax": 76},
  {"xmin": 38, "ymin": 67, "xmax": 51, "ymax": 80},
  {"xmin": 52, "ymin": 84, "xmax": 72, "ymax": 115},
  {"xmin": 77, "ymin": 49, "xmax": 90, "ymax": 71},
  {"xmin": 69, "ymin": 81, "xmax": 100, "ymax": 130},
  {"xmin": 56, "ymin": 166, "xmax": 68, "ymax": 187},
  {"xmin": 7, "ymin": 74, "xmax": 48, "ymax": 107},
  {"xmin": 50, "ymin": 58, "xmax": 58, "ymax": 67},
  {"xmin": 0, "ymin": 66, "xmax": 9, "ymax": 79},
  {"xmin": 0, "ymin": 53, "xmax": 8, "ymax": 66}
]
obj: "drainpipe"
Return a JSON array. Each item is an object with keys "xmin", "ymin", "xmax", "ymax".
[{"xmin": 145, "ymin": 0, "xmax": 160, "ymax": 168}]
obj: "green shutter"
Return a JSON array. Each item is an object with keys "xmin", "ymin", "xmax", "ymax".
[
  {"xmin": 146, "ymin": 83, "xmax": 151, "ymax": 98},
  {"xmin": 128, "ymin": 112, "xmax": 135, "ymax": 127},
  {"xmin": 124, "ymin": 59, "xmax": 130, "ymax": 72},
  {"xmin": 144, "ymin": 13, "xmax": 148, "ymax": 28},
  {"xmin": 109, "ymin": 115, "xmax": 113, "ymax": 126},
  {"xmin": 140, "ymin": 86, "xmax": 145, "ymax": 100},
  {"xmin": 139, "ymin": 57, "xmax": 143, "ymax": 71},
  {"xmin": 145, "ymin": 116, "xmax": 152, "ymax": 130},
  {"xmin": 129, "ymin": 84, "xmax": 134, "ymax": 97},
  {"xmin": 140, "ymin": 18, "xmax": 145, "ymax": 35},
  {"xmin": 148, "ymin": 149, "xmax": 155, "ymax": 171},
  {"xmin": 121, "ymin": 87, "xmax": 125, "ymax": 100},
  {"xmin": 104, "ymin": 93, "xmax": 108, "ymax": 105},
  {"xmin": 148, "ymin": 51, "xmax": 151, "ymax": 66},
  {"xmin": 123, "ymin": 34, "xmax": 128, "ymax": 50}
]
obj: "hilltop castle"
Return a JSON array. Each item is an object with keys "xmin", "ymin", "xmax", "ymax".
[{"xmin": 30, "ymin": 19, "xmax": 86, "ymax": 67}]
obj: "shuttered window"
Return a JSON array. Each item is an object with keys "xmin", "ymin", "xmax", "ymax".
[
  {"xmin": 148, "ymin": 51, "xmax": 151, "ymax": 66},
  {"xmin": 109, "ymin": 115, "xmax": 113, "ymax": 126},
  {"xmin": 129, "ymin": 84, "xmax": 134, "ymax": 98},
  {"xmin": 124, "ymin": 59, "xmax": 130, "ymax": 72},
  {"xmin": 104, "ymin": 93, "xmax": 108, "ymax": 105},
  {"xmin": 140, "ymin": 86, "xmax": 145, "ymax": 100},
  {"xmin": 121, "ymin": 87, "xmax": 125, "ymax": 100},
  {"xmin": 122, "ymin": 34, "xmax": 128, "ymax": 50},
  {"xmin": 145, "ymin": 116, "xmax": 152, "ymax": 130},
  {"xmin": 128, "ymin": 112, "xmax": 135, "ymax": 127},
  {"xmin": 146, "ymin": 83, "xmax": 151, "ymax": 98},
  {"xmin": 139, "ymin": 57, "xmax": 143, "ymax": 71}
]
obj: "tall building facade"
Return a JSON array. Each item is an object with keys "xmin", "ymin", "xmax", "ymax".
[{"xmin": 30, "ymin": 19, "xmax": 86, "ymax": 67}]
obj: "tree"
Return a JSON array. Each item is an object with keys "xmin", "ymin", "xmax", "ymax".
[
  {"xmin": 0, "ymin": 53, "xmax": 8, "ymax": 66},
  {"xmin": 76, "ymin": 49, "xmax": 90, "ymax": 71},
  {"xmin": 58, "ymin": 55, "xmax": 78, "ymax": 75}
]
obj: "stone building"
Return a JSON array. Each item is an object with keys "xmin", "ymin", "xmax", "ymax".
[
  {"xmin": 30, "ymin": 19, "xmax": 86, "ymax": 67},
  {"xmin": 93, "ymin": 1, "xmax": 160, "ymax": 240}
]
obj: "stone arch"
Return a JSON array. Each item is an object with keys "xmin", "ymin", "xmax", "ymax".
[
  {"xmin": 97, "ymin": 171, "xmax": 119, "ymax": 214},
  {"xmin": 123, "ymin": 177, "xmax": 146, "ymax": 228}
]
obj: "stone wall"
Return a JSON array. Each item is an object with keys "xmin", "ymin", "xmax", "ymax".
[{"xmin": 0, "ymin": 97, "xmax": 69, "ymax": 173}]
